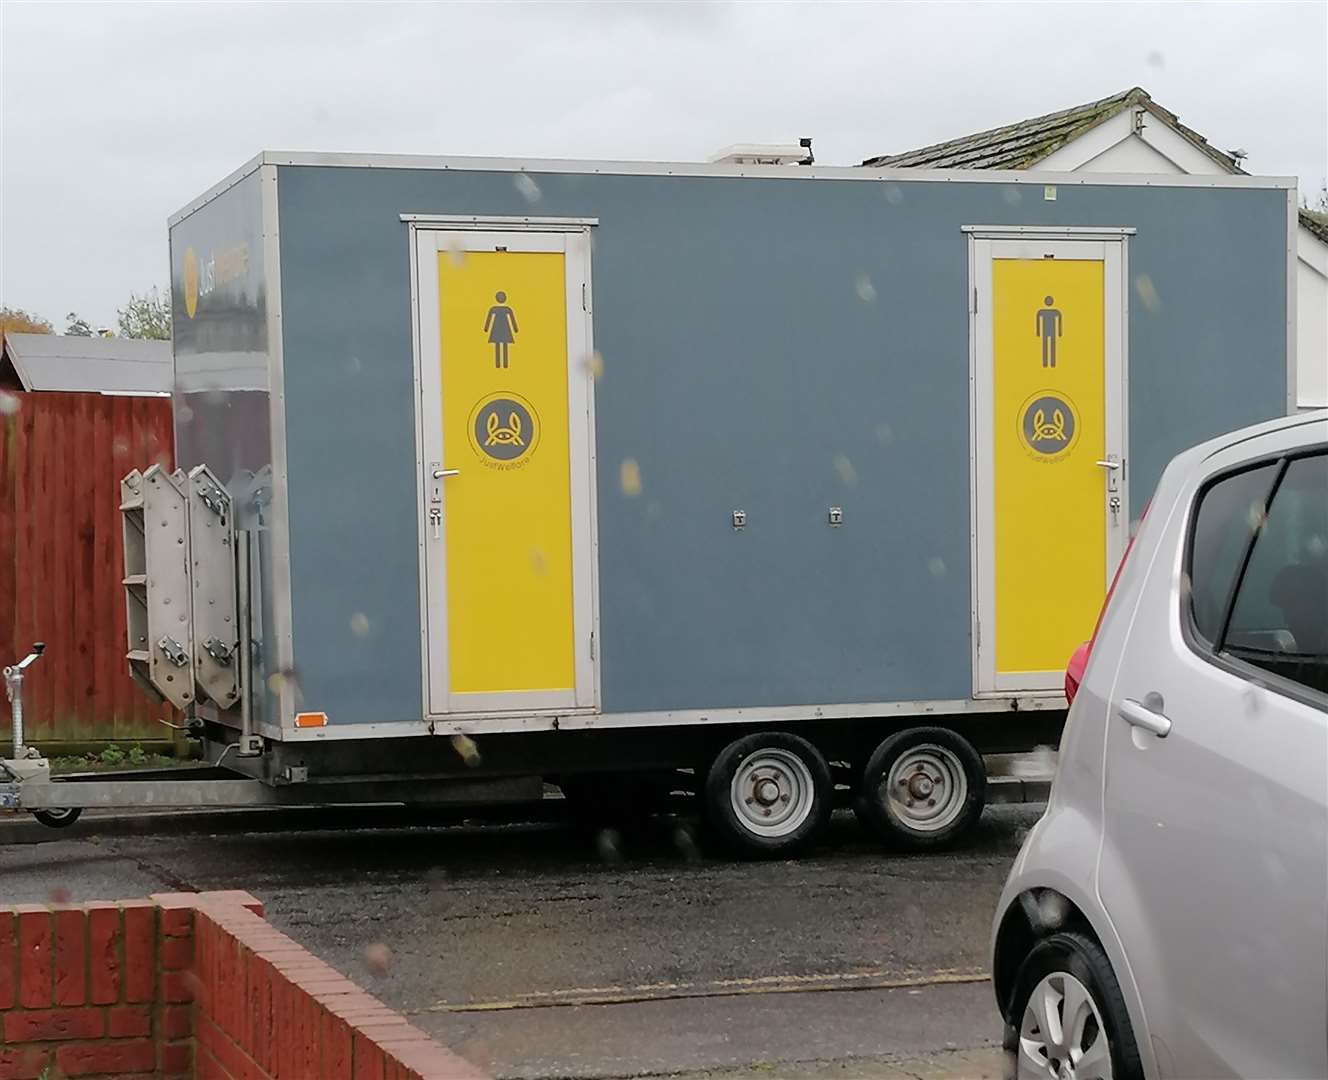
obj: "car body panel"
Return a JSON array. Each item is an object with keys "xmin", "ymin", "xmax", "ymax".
[{"xmin": 995, "ymin": 410, "xmax": 1328, "ymax": 1080}]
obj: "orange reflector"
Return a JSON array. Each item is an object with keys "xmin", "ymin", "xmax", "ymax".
[{"xmin": 294, "ymin": 712, "xmax": 328, "ymax": 728}]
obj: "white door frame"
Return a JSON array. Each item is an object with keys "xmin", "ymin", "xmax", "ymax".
[
  {"xmin": 408, "ymin": 218, "xmax": 600, "ymax": 720},
  {"xmin": 967, "ymin": 227, "xmax": 1131, "ymax": 697}
]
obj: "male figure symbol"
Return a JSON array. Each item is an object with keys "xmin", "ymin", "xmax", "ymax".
[
  {"xmin": 1035, "ymin": 296, "xmax": 1063, "ymax": 368},
  {"xmin": 484, "ymin": 291, "xmax": 519, "ymax": 368}
]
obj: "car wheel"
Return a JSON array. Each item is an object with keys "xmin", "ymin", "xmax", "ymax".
[
  {"xmin": 855, "ymin": 727, "xmax": 985, "ymax": 850},
  {"xmin": 32, "ymin": 807, "xmax": 82, "ymax": 829},
  {"xmin": 704, "ymin": 732, "xmax": 831, "ymax": 858},
  {"xmin": 1008, "ymin": 931, "xmax": 1143, "ymax": 1080}
]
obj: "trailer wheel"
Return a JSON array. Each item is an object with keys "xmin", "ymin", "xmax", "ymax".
[
  {"xmin": 32, "ymin": 807, "xmax": 82, "ymax": 829},
  {"xmin": 855, "ymin": 728, "xmax": 984, "ymax": 850},
  {"xmin": 705, "ymin": 732, "xmax": 832, "ymax": 858}
]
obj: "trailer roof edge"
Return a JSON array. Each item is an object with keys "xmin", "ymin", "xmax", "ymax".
[
  {"xmin": 256, "ymin": 150, "xmax": 1296, "ymax": 190},
  {"xmin": 168, "ymin": 151, "xmax": 1298, "ymax": 226},
  {"xmin": 167, "ymin": 151, "xmax": 267, "ymax": 228}
]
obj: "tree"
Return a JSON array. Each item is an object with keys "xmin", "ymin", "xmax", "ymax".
[
  {"xmin": 65, "ymin": 312, "xmax": 93, "ymax": 336},
  {"xmin": 0, "ymin": 306, "xmax": 53, "ymax": 336},
  {"xmin": 117, "ymin": 287, "xmax": 171, "ymax": 341}
]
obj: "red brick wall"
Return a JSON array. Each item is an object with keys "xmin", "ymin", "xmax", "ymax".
[
  {"xmin": 0, "ymin": 898, "xmax": 192, "ymax": 1079},
  {"xmin": 1, "ymin": 893, "xmax": 485, "ymax": 1080}
]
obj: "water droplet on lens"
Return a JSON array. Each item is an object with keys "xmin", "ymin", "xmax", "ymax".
[
  {"xmin": 363, "ymin": 942, "xmax": 393, "ymax": 976},
  {"xmin": 833, "ymin": 455, "xmax": 857, "ymax": 488},
  {"xmin": 620, "ymin": 459, "xmax": 642, "ymax": 496},
  {"xmin": 514, "ymin": 173, "xmax": 542, "ymax": 204},
  {"xmin": 1134, "ymin": 274, "xmax": 1161, "ymax": 313},
  {"xmin": 450, "ymin": 733, "xmax": 482, "ymax": 767}
]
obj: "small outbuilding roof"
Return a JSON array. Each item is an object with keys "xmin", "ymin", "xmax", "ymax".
[
  {"xmin": 0, "ymin": 332, "xmax": 171, "ymax": 395},
  {"xmin": 1300, "ymin": 209, "xmax": 1328, "ymax": 247},
  {"xmin": 862, "ymin": 86, "xmax": 1245, "ymax": 174}
]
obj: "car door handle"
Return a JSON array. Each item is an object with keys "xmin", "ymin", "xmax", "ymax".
[{"xmin": 1119, "ymin": 698, "xmax": 1172, "ymax": 738}]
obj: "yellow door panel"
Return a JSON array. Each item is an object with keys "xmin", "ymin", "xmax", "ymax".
[
  {"xmin": 992, "ymin": 259, "xmax": 1105, "ymax": 675},
  {"xmin": 438, "ymin": 251, "xmax": 575, "ymax": 694}
]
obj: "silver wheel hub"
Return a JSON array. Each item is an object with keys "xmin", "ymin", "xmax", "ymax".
[
  {"xmin": 1017, "ymin": 971, "xmax": 1113, "ymax": 1080},
  {"xmin": 882, "ymin": 744, "xmax": 968, "ymax": 833},
  {"xmin": 730, "ymin": 749, "xmax": 815, "ymax": 838}
]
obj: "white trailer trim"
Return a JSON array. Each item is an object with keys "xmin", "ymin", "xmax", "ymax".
[
  {"xmin": 259, "ymin": 164, "xmax": 298, "ymax": 729},
  {"xmin": 271, "ymin": 693, "xmax": 1066, "ymax": 741}
]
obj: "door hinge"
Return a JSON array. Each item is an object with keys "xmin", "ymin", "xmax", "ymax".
[
  {"xmin": 972, "ymin": 287, "xmax": 977, "ymax": 314},
  {"xmin": 581, "ymin": 282, "xmax": 589, "ymax": 313},
  {"xmin": 589, "ymin": 631, "xmax": 596, "ymax": 660},
  {"xmin": 976, "ymin": 621, "xmax": 982, "ymax": 650}
]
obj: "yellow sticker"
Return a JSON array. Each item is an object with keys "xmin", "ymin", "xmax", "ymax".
[
  {"xmin": 439, "ymin": 252, "xmax": 574, "ymax": 694},
  {"xmin": 992, "ymin": 259, "xmax": 1105, "ymax": 676}
]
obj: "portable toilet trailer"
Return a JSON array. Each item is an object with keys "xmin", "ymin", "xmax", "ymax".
[{"xmin": 9, "ymin": 151, "xmax": 1298, "ymax": 855}]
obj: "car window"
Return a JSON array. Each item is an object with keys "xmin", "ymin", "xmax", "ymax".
[
  {"xmin": 1222, "ymin": 453, "xmax": 1328, "ymax": 696},
  {"xmin": 1189, "ymin": 462, "xmax": 1280, "ymax": 645}
]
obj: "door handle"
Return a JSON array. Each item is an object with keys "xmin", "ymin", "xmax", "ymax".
[
  {"xmin": 1119, "ymin": 697, "xmax": 1172, "ymax": 738},
  {"xmin": 433, "ymin": 468, "xmax": 460, "ymax": 479},
  {"xmin": 1094, "ymin": 459, "xmax": 1121, "ymax": 471}
]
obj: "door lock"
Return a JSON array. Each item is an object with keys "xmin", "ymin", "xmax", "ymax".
[
  {"xmin": 1109, "ymin": 495, "xmax": 1122, "ymax": 522},
  {"xmin": 428, "ymin": 507, "xmax": 442, "ymax": 540}
]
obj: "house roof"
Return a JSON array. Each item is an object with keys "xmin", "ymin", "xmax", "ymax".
[
  {"xmin": 0, "ymin": 332, "xmax": 171, "ymax": 394},
  {"xmin": 862, "ymin": 87, "xmax": 1245, "ymax": 174},
  {"xmin": 1301, "ymin": 209, "xmax": 1328, "ymax": 247}
]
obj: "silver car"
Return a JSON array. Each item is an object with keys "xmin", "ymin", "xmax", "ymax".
[{"xmin": 992, "ymin": 410, "xmax": 1328, "ymax": 1080}]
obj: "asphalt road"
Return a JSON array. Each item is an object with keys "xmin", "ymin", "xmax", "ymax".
[{"xmin": 0, "ymin": 803, "xmax": 1042, "ymax": 1078}]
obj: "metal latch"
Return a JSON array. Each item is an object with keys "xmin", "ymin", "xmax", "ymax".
[
  {"xmin": 196, "ymin": 480, "xmax": 228, "ymax": 519},
  {"xmin": 732, "ymin": 510, "xmax": 747, "ymax": 529},
  {"xmin": 157, "ymin": 636, "xmax": 189, "ymax": 667},
  {"xmin": 828, "ymin": 507, "xmax": 843, "ymax": 527},
  {"xmin": 203, "ymin": 637, "xmax": 234, "ymax": 666}
]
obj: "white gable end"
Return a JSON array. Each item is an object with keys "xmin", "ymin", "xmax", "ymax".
[{"xmin": 1034, "ymin": 107, "xmax": 1229, "ymax": 175}]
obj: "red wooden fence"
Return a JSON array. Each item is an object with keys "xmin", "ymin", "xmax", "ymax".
[{"xmin": 0, "ymin": 392, "xmax": 177, "ymax": 748}]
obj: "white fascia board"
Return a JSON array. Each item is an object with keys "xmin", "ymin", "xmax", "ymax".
[{"xmin": 1136, "ymin": 119, "xmax": 1231, "ymax": 176}]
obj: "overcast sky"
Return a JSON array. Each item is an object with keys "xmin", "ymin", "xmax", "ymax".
[{"xmin": 2, "ymin": 1, "xmax": 1325, "ymax": 328}]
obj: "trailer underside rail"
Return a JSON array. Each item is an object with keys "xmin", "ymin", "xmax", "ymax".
[{"xmin": 1, "ymin": 763, "xmax": 543, "ymax": 811}]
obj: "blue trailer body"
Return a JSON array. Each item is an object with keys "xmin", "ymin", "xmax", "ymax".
[{"xmin": 167, "ymin": 154, "xmax": 1293, "ymax": 739}]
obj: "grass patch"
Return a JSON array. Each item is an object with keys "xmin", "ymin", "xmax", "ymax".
[{"xmin": 48, "ymin": 743, "xmax": 197, "ymax": 774}]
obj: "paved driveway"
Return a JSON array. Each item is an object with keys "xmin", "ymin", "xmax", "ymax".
[{"xmin": 0, "ymin": 803, "xmax": 1040, "ymax": 1077}]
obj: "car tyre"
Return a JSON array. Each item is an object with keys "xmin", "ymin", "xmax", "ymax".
[
  {"xmin": 855, "ymin": 727, "xmax": 985, "ymax": 850},
  {"xmin": 1007, "ymin": 931, "xmax": 1143, "ymax": 1080},
  {"xmin": 704, "ymin": 732, "xmax": 831, "ymax": 858},
  {"xmin": 32, "ymin": 807, "xmax": 82, "ymax": 829}
]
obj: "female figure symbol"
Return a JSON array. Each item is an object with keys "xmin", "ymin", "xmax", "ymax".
[{"xmin": 484, "ymin": 291, "xmax": 519, "ymax": 368}]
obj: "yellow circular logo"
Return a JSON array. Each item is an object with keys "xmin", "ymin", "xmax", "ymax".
[
  {"xmin": 467, "ymin": 392, "xmax": 540, "ymax": 470},
  {"xmin": 182, "ymin": 247, "xmax": 199, "ymax": 319}
]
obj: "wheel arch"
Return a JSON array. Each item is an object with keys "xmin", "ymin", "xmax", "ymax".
[{"xmin": 993, "ymin": 887, "xmax": 1111, "ymax": 1023}]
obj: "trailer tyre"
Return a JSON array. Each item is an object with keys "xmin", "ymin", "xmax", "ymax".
[
  {"xmin": 856, "ymin": 728, "xmax": 985, "ymax": 850},
  {"xmin": 32, "ymin": 807, "xmax": 82, "ymax": 829},
  {"xmin": 705, "ymin": 732, "xmax": 832, "ymax": 858}
]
